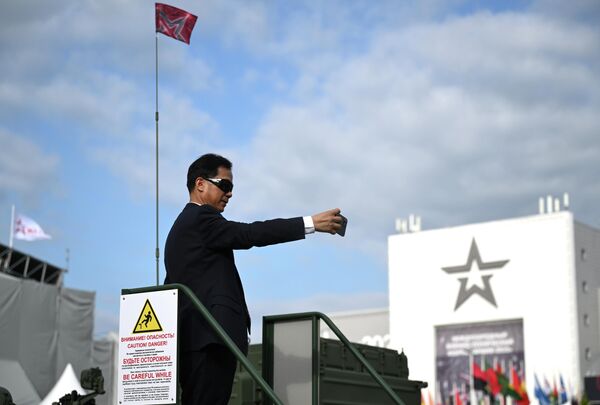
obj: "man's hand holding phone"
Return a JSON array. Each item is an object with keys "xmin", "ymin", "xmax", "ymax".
[{"xmin": 312, "ymin": 208, "xmax": 348, "ymax": 236}]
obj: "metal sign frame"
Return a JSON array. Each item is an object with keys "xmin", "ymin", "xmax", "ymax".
[
  {"xmin": 263, "ymin": 313, "xmax": 320, "ymax": 405},
  {"xmin": 119, "ymin": 288, "xmax": 179, "ymax": 405}
]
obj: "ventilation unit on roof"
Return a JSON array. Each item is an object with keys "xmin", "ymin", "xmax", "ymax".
[
  {"xmin": 395, "ymin": 214, "xmax": 421, "ymax": 234},
  {"xmin": 538, "ymin": 192, "xmax": 570, "ymax": 215}
]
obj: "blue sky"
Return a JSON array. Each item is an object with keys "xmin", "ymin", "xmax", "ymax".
[{"xmin": 1, "ymin": 0, "xmax": 599, "ymax": 339}]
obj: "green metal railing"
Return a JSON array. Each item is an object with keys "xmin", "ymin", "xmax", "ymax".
[
  {"xmin": 263, "ymin": 312, "xmax": 407, "ymax": 405},
  {"xmin": 122, "ymin": 283, "xmax": 285, "ymax": 405},
  {"xmin": 123, "ymin": 285, "xmax": 407, "ymax": 405}
]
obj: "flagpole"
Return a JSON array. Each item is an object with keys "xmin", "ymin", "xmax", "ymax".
[
  {"xmin": 154, "ymin": 4, "xmax": 197, "ymax": 286},
  {"xmin": 470, "ymin": 350, "xmax": 478, "ymax": 405},
  {"xmin": 155, "ymin": 32, "xmax": 160, "ymax": 286},
  {"xmin": 9, "ymin": 205, "xmax": 15, "ymax": 249}
]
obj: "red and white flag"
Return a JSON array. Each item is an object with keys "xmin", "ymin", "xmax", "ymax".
[
  {"xmin": 155, "ymin": 3, "xmax": 197, "ymax": 44},
  {"xmin": 14, "ymin": 214, "xmax": 52, "ymax": 241}
]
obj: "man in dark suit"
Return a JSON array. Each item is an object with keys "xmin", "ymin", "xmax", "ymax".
[{"xmin": 164, "ymin": 153, "xmax": 343, "ymax": 405}]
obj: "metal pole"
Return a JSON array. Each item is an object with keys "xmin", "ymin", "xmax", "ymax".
[
  {"xmin": 469, "ymin": 350, "xmax": 477, "ymax": 405},
  {"xmin": 9, "ymin": 204, "xmax": 15, "ymax": 249},
  {"xmin": 155, "ymin": 33, "xmax": 160, "ymax": 286}
]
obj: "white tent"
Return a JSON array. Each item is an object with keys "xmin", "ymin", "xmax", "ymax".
[{"xmin": 40, "ymin": 364, "xmax": 86, "ymax": 405}]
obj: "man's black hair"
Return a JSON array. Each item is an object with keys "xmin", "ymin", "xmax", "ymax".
[{"xmin": 187, "ymin": 153, "xmax": 232, "ymax": 192}]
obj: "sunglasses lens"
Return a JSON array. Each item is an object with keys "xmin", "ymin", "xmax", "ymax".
[
  {"xmin": 218, "ymin": 180, "xmax": 233, "ymax": 193},
  {"xmin": 204, "ymin": 177, "xmax": 233, "ymax": 193}
]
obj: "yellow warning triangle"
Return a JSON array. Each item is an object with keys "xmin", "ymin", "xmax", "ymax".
[{"xmin": 132, "ymin": 299, "xmax": 163, "ymax": 334}]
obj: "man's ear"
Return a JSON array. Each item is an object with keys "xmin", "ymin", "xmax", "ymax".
[{"xmin": 195, "ymin": 177, "xmax": 204, "ymax": 191}]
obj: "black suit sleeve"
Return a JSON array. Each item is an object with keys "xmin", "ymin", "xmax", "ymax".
[{"xmin": 197, "ymin": 206, "xmax": 306, "ymax": 250}]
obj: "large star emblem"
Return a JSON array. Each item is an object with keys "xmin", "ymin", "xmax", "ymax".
[{"xmin": 442, "ymin": 238, "xmax": 509, "ymax": 311}]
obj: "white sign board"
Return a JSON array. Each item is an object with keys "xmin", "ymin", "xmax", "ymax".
[{"xmin": 118, "ymin": 289, "xmax": 178, "ymax": 405}]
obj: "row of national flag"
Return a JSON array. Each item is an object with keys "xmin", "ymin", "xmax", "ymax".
[
  {"xmin": 472, "ymin": 362, "xmax": 530, "ymax": 404},
  {"xmin": 423, "ymin": 362, "xmax": 575, "ymax": 405},
  {"xmin": 534, "ymin": 374, "xmax": 570, "ymax": 405}
]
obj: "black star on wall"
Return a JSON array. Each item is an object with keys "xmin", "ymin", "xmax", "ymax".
[{"xmin": 442, "ymin": 238, "xmax": 509, "ymax": 311}]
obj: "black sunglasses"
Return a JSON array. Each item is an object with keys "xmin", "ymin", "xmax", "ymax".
[{"xmin": 203, "ymin": 177, "xmax": 234, "ymax": 193}]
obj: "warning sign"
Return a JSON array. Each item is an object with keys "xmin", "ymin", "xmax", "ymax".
[
  {"xmin": 118, "ymin": 289, "xmax": 178, "ymax": 405},
  {"xmin": 133, "ymin": 299, "xmax": 163, "ymax": 333}
]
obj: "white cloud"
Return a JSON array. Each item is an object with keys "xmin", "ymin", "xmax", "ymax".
[
  {"xmin": 198, "ymin": 0, "xmax": 270, "ymax": 48},
  {"xmin": 233, "ymin": 9, "xmax": 600, "ymax": 256},
  {"xmin": 0, "ymin": 0, "xmax": 217, "ymax": 113},
  {"xmin": 2, "ymin": 0, "xmax": 599, "ymax": 257},
  {"xmin": 0, "ymin": 0, "xmax": 225, "ymax": 207},
  {"xmin": 0, "ymin": 128, "xmax": 60, "ymax": 198},
  {"xmin": 90, "ymin": 88, "xmax": 226, "ymax": 204}
]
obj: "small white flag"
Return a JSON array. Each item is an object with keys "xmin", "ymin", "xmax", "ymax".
[{"xmin": 14, "ymin": 214, "xmax": 52, "ymax": 241}]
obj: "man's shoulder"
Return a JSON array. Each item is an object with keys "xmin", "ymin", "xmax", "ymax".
[
  {"xmin": 177, "ymin": 203, "xmax": 224, "ymax": 224},
  {"xmin": 168, "ymin": 204, "xmax": 222, "ymax": 240},
  {"xmin": 182, "ymin": 203, "xmax": 221, "ymax": 215}
]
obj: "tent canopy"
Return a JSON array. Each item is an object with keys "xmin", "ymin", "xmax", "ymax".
[{"xmin": 40, "ymin": 363, "xmax": 86, "ymax": 405}]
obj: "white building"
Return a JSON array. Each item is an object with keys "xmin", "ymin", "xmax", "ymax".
[
  {"xmin": 388, "ymin": 207, "xmax": 599, "ymax": 402},
  {"xmin": 320, "ymin": 307, "xmax": 390, "ymax": 348}
]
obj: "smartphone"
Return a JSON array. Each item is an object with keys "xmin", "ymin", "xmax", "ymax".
[{"xmin": 337, "ymin": 214, "xmax": 348, "ymax": 237}]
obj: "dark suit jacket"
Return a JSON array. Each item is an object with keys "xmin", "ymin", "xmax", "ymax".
[{"xmin": 164, "ymin": 203, "xmax": 305, "ymax": 353}]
